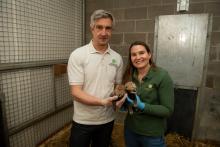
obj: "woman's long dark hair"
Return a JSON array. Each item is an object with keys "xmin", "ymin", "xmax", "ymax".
[{"xmin": 122, "ymin": 41, "xmax": 156, "ymax": 84}]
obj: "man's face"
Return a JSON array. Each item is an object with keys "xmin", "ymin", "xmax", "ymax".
[{"xmin": 91, "ymin": 18, "xmax": 113, "ymax": 46}]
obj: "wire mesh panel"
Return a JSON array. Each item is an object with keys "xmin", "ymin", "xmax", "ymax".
[
  {"xmin": 34, "ymin": 107, "xmax": 72, "ymax": 145},
  {"xmin": 1, "ymin": 0, "xmax": 83, "ymax": 146},
  {"xmin": 9, "ymin": 126, "xmax": 35, "ymax": 147},
  {"xmin": 30, "ymin": 67, "xmax": 55, "ymax": 118},
  {"xmin": 1, "ymin": 70, "xmax": 33, "ymax": 129},
  {"xmin": 1, "ymin": 0, "xmax": 83, "ymax": 63},
  {"xmin": 9, "ymin": 107, "xmax": 72, "ymax": 147},
  {"xmin": 0, "ymin": 67, "xmax": 55, "ymax": 129},
  {"xmin": 55, "ymin": 74, "xmax": 72, "ymax": 107}
]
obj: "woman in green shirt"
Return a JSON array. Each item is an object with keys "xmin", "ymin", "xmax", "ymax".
[{"xmin": 122, "ymin": 41, "xmax": 174, "ymax": 147}]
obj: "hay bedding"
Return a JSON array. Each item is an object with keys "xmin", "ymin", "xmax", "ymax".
[
  {"xmin": 38, "ymin": 124, "xmax": 220, "ymax": 147},
  {"xmin": 38, "ymin": 124, "xmax": 71, "ymax": 147},
  {"xmin": 165, "ymin": 133, "xmax": 220, "ymax": 147}
]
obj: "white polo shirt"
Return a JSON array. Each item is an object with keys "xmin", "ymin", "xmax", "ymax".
[{"xmin": 67, "ymin": 41, "xmax": 123, "ymax": 125}]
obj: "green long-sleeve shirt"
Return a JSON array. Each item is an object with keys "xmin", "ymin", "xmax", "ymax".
[{"xmin": 125, "ymin": 67, "xmax": 174, "ymax": 136}]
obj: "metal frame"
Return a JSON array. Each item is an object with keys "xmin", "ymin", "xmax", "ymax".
[
  {"xmin": 9, "ymin": 102, "xmax": 72, "ymax": 136},
  {"xmin": 0, "ymin": 0, "xmax": 86, "ymax": 145},
  {"xmin": 82, "ymin": 0, "xmax": 86, "ymax": 45},
  {"xmin": 192, "ymin": 14, "xmax": 213, "ymax": 140},
  {"xmin": 1, "ymin": 64, "xmax": 73, "ymax": 136},
  {"xmin": 0, "ymin": 60, "xmax": 67, "ymax": 71},
  {"xmin": 0, "ymin": 93, "xmax": 10, "ymax": 147}
]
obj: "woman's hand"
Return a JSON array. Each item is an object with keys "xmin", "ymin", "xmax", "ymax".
[{"xmin": 126, "ymin": 94, "xmax": 145, "ymax": 110}]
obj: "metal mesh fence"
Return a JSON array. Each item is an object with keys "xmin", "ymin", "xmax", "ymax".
[
  {"xmin": 55, "ymin": 73, "xmax": 72, "ymax": 107},
  {"xmin": 9, "ymin": 107, "xmax": 72, "ymax": 147},
  {"xmin": 1, "ymin": 0, "xmax": 83, "ymax": 63},
  {"xmin": 1, "ymin": 69, "xmax": 33, "ymax": 129},
  {"xmin": 0, "ymin": 0, "xmax": 83, "ymax": 146},
  {"xmin": 30, "ymin": 67, "xmax": 55, "ymax": 118},
  {"xmin": 1, "ymin": 67, "xmax": 55, "ymax": 130}
]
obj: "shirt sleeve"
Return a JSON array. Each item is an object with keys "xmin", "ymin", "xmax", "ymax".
[
  {"xmin": 143, "ymin": 71, "xmax": 174, "ymax": 118},
  {"xmin": 67, "ymin": 51, "xmax": 84, "ymax": 85}
]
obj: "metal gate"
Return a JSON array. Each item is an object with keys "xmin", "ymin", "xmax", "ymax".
[{"xmin": 0, "ymin": 0, "xmax": 84, "ymax": 146}]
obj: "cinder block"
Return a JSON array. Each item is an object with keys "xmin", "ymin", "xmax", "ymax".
[
  {"xmin": 114, "ymin": 0, "xmax": 134, "ymax": 9},
  {"xmin": 213, "ymin": 17, "xmax": 220, "ymax": 31},
  {"xmin": 206, "ymin": 75, "xmax": 214, "ymax": 88},
  {"xmin": 209, "ymin": 47, "xmax": 217, "ymax": 61},
  {"xmin": 211, "ymin": 32, "xmax": 220, "ymax": 46},
  {"xmin": 136, "ymin": 20, "xmax": 155, "ymax": 32},
  {"xmin": 146, "ymin": 0, "xmax": 163, "ymax": 5},
  {"xmin": 115, "ymin": 21, "xmax": 135, "ymax": 32},
  {"xmin": 112, "ymin": 9, "xmax": 125, "ymax": 20},
  {"xmin": 214, "ymin": 76, "xmax": 220, "ymax": 88},
  {"xmin": 148, "ymin": 5, "xmax": 174, "ymax": 19},
  {"xmin": 124, "ymin": 33, "xmax": 147, "ymax": 45},
  {"xmin": 189, "ymin": 3, "xmax": 205, "ymax": 14},
  {"xmin": 110, "ymin": 34, "xmax": 123, "ymax": 44},
  {"xmin": 207, "ymin": 62, "xmax": 220, "ymax": 75},
  {"xmin": 125, "ymin": 7, "xmax": 147, "ymax": 19},
  {"xmin": 205, "ymin": 2, "xmax": 220, "ymax": 16},
  {"xmin": 148, "ymin": 33, "xmax": 155, "ymax": 49}
]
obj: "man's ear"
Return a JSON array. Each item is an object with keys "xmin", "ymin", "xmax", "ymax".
[{"xmin": 90, "ymin": 25, "xmax": 95, "ymax": 32}]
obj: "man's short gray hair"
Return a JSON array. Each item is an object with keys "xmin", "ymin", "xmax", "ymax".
[{"xmin": 90, "ymin": 9, "xmax": 115, "ymax": 28}]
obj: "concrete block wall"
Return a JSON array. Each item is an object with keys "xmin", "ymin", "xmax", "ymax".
[{"xmin": 85, "ymin": 0, "xmax": 220, "ymax": 142}]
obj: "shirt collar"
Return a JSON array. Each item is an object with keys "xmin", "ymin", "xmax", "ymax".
[
  {"xmin": 88, "ymin": 40, "xmax": 111, "ymax": 54},
  {"xmin": 133, "ymin": 67, "xmax": 154, "ymax": 81}
]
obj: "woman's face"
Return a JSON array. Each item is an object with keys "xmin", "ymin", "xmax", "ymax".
[{"xmin": 130, "ymin": 45, "xmax": 151, "ymax": 70}]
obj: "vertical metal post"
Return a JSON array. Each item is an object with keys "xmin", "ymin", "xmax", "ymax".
[
  {"xmin": 82, "ymin": 0, "xmax": 86, "ymax": 45},
  {"xmin": 0, "ymin": 92, "xmax": 10, "ymax": 147}
]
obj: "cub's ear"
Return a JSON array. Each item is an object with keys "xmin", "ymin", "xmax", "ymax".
[
  {"xmin": 114, "ymin": 84, "xmax": 126, "ymax": 100},
  {"xmin": 125, "ymin": 81, "xmax": 137, "ymax": 93}
]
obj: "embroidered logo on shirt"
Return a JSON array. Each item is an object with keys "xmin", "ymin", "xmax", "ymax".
[
  {"xmin": 112, "ymin": 59, "xmax": 116, "ymax": 64},
  {"xmin": 109, "ymin": 59, "xmax": 118, "ymax": 68},
  {"xmin": 148, "ymin": 84, "xmax": 153, "ymax": 88},
  {"xmin": 145, "ymin": 84, "xmax": 154, "ymax": 91}
]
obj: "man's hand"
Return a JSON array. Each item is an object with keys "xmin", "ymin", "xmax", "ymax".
[
  {"xmin": 100, "ymin": 96, "xmax": 118, "ymax": 106},
  {"xmin": 115, "ymin": 94, "xmax": 127, "ymax": 108}
]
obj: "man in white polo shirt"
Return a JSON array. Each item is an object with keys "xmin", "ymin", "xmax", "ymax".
[{"xmin": 67, "ymin": 9, "xmax": 124, "ymax": 147}]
